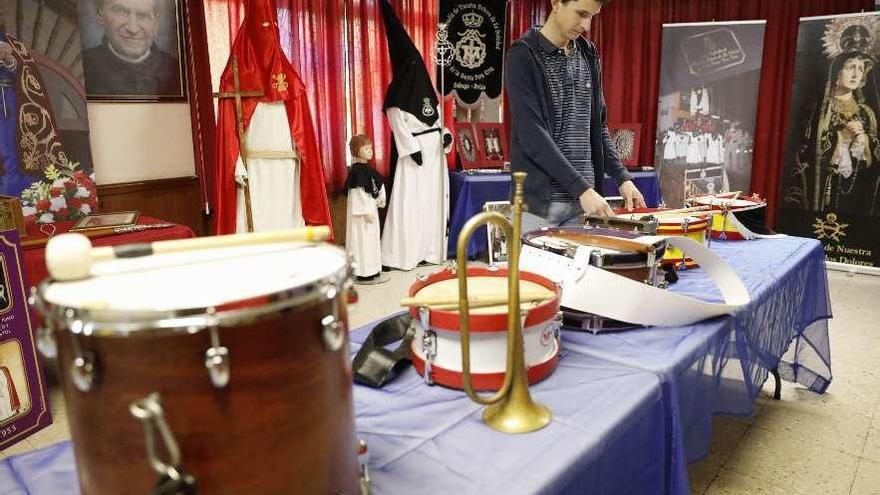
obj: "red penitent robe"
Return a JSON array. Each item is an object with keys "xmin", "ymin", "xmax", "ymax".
[{"xmin": 211, "ymin": 0, "xmax": 332, "ymax": 237}]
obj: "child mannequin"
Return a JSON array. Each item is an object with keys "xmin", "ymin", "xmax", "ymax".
[{"xmin": 345, "ymin": 135, "xmax": 389, "ymax": 283}]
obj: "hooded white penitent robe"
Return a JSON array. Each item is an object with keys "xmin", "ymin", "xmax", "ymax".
[
  {"xmin": 663, "ymin": 130, "xmax": 678, "ymax": 160},
  {"xmin": 380, "ymin": 106, "xmax": 452, "ymax": 270},
  {"xmin": 235, "ymin": 102, "xmax": 304, "ymax": 232}
]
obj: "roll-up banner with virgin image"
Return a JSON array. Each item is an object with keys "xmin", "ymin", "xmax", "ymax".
[
  {"xmin": 778, "ymin": 12, "xmax": 880, "ymax": 269},
  {"xmin": 655, "ymin": 21, "xmax": 767, "ymax": 208}
]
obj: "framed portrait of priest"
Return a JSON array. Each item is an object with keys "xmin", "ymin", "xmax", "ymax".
[
  {"xmin": 77, "ymin": 0, "xmax": 187, "ymax": 101},
  {"xmin": 475, "ymin": 123, "xmax": 508, "ymax": 168},
  {"xmin": 454, "ymin": 123, "xmax": 481, "ymax": 169}
]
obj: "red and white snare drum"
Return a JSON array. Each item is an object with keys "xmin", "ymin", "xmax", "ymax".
[
  {"xmin": 408, "ymin": 266, "xmax": 561, "ymax": 391},
  {"xmin": 609, "ymin": 208, "xmax": 710, "ymax": 269},
  {"xmin": 687, "ymin": 193, "xmax": 778, "ymax": 240}
]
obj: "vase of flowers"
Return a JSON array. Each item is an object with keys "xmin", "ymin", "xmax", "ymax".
[{"xmin": 21, "ymin": 160, "xmax": 98, "ymax": 224}]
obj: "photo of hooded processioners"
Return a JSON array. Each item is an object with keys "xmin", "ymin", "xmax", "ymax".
[{"xmin": 654, "ymin": 21, "xmax": 767, "ymax": 208}]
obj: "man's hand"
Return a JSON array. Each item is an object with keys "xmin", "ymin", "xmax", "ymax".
[
  {"xmin": 619, "ymin": 180, "xmax": 646, "ymax": 212},
  {"xmin": 364, "ymin": 214, "xmax": 374, "ymax": 224},
  {"xmin": 579, "ymin": 188, "xmax": 613, "ymax": 217}
]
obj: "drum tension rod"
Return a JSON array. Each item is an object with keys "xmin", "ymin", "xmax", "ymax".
[
  {"xmin": 419, "ymin": 307, "xmax": 436, "ymax": 386},
  {"xmin": 67, "ymin": 310, "xmax": 97, "ymax": 392},
  {"xmin": 204, "ymin": 308, "xmax": 230, "ymax": 388}
]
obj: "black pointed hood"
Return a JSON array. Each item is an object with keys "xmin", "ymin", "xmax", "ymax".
[{"xmin": 380, "ymin": 0, "xmax": 439, "ymax": 126}]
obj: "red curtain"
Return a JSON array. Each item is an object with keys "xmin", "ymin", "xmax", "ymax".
[
  {"xmin": 589, "ymin": 0, "xmax": 873, "ymax": 226},
  {"xmin": 344, "ymin": 0, "xmax": 444, "ymax": 178}
]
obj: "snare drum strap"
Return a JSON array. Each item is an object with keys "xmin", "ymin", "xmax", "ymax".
[
  {"xmin": 352, "ymin": 312, "xmax": 416, "ymax": 388},
  {"xmin": 522, "ymin": 236, "xmax": 750, "ymax": 327}
]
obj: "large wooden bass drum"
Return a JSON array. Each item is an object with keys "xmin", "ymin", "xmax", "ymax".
[{"xmin": 33, "ymin": 242, "xmax": 360, "ymax": 495}]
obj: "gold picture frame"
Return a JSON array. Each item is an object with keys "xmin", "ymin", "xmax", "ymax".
[
  {"xmin": 0, "ymin": 195, "xmax": 27, "ymax": 237},
  {"xmin": 71, "ymin": 211, "xmax": 140, "ymax": 232}
]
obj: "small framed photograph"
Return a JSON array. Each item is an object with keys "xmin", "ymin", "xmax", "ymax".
[
  {"xmin": 454, "ymin": 123, "xmax": 482, "ymax": 169},
  {"xmin": 609, "ymin": 123, "xmax": 642, "ymax": 169},
  {"xmin": 77, "ymin": 0, "xmax": 187, "ymax": 101},
  {"xmin": 483, "ymin": 201, "xmax": 511, "ymax": 265},
  {"xmin": 71, "ymin": 211, "xmax": 139, "ymax": 231},
  {"xmin": 475, "ymin": 123, "xmax": 508, "ymax": 168}
]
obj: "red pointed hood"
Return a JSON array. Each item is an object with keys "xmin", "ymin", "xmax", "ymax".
[{"xmin": 219, "ymin": 0, "xmax": 304, "ymax": 102}]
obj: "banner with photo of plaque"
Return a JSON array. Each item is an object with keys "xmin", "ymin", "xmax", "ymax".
[
  {"xmin": 0, "ymin": 229, "xmax": 51, "ymax": 450},
  {"xmin": 654, "ymin": 21, "xmax": 767, "ymax": 208},
  {"xmin": 778, "ymin": 12, "xmax": 880, "ymax": 269},
  {"xmin": 438, "ymin": 0, "xmax": 506, "ymax": 107}
]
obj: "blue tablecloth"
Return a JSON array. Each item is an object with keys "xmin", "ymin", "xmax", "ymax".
[
  {"xmin": 0, "ymin": 237, "xmax": 831, "ymax": 495},
  {"xmin": 563, "ymin": 236, "xmax": 831, "ymax": 467},
  {"xmin": 448, "ymin": 170, "xmax": 661, "ymax": 258},
  {"xmin": 350, "ymin": 323, "xmax": 681, "ymax": 495}
]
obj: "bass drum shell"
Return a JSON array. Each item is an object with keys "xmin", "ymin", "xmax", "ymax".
[{"xmin": 51, "ymin": 296, "xmax": 360, "ymax": 495}]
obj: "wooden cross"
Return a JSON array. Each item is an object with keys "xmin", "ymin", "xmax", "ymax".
[{"xmin": 213, "ymin": 57, "xmax": 261, "ymax": 232}]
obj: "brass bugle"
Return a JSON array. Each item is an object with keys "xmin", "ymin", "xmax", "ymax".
[{"xmin": 455, "ymin": 171, "xmax": 552, "ymax": 434}]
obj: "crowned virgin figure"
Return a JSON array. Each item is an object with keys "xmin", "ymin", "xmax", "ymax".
[{"xmin": 793, "ymin": 20, "xmax": 880, "ymax": 217}]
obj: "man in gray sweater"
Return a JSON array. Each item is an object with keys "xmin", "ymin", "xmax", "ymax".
[{"xmin": 506, "ymin": 0, "xmax": 645, "ymax": 230}]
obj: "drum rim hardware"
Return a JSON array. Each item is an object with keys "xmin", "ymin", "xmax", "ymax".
[{"xmin": 32, "ymin": 258, "xmax": 352, "ymax": 336}]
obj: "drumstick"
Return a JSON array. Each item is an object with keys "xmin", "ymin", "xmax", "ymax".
[
  {"xmin": 430, "ymin": 299, "xmax": 546, "ymax": 311},
  {"xmin": 401, "ymin": 290, "xmax": 555, "ymax": 308},
  {"xmin": 46, "ymin": 225, "xmax": 331, "ymax": 282}
]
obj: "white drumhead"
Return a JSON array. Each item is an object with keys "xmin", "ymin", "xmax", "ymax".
[{"xmin": 43, "ymin": 242, "xmax": 347, "ymax": 312}]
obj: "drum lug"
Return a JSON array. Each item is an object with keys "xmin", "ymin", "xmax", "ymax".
[
  {"xmin": 68, "ymin": 315, "xmax": 97, "ymax": 392},
  {"xmin": 29, "ymin": 288, "xmax": 58, "ymax": 359},
  {"xmin": 419, "ymin": 306, "xmax": 436, "ymax": 385},
  {"xmin": 204, "ymin": 309, "xmax": 230, "ymax": 388},
  {"xmin": 646, "ymin": 249, "xmax": 659, "ymax": 286},
  {"xmin": 321, "ymin": 285, "xmax": 346, "ymax": 352},
  {"xmin": 357, "ymin": 439, "xmax": 371, "ymax": 494},
  {"xmin": 322, "ymin": 315, "xmax": 345, "ymax": 352}
]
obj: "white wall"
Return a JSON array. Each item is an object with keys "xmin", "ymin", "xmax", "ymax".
[{"xmin": 87, "ymin": 103, "xmax": 196, "ymax": 185}]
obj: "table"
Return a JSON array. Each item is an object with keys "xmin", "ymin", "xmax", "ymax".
[
  {"xmin": 562, "ymin": 236, "xmax": 831, "ymax": 466},
  {"xmin": 20, "ymin": 216, "xmax": 196, "ymax": 287},
  {"xmin": 448, "ymin": 170, "xmax": 661, "ymax": 258},
  {"xmin": 0, "ymin": 236, "xmax": 832, "ymax": 495}
]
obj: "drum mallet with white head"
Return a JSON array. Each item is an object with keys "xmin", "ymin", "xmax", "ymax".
[{"xmin": 46, "ymin": 226, "xmax": 331, "ymax": 282}]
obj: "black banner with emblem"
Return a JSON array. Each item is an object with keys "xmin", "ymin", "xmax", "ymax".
[
  {"xmin": 778, "ymin": 12, "xmax": 880, "ymax": 268},
  {"xmin": 438, "ymin": 0, "xmax": 506, "ymax": 106}
]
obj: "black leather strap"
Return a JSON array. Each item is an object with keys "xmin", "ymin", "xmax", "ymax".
[{"xmin": 352, "ymin": 313, "xmax": 416, "ymax": 388}]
